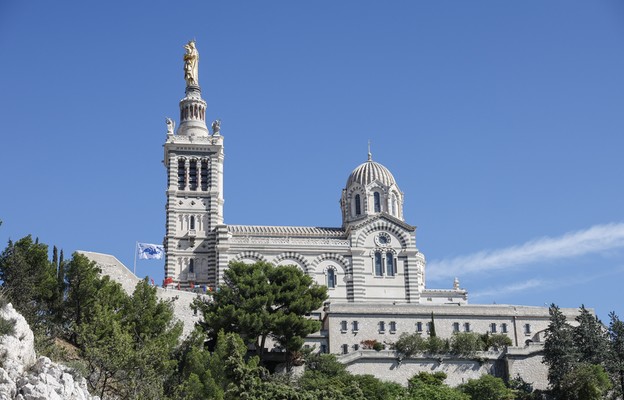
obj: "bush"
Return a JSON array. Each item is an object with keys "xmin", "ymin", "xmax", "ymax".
[
  {"xmin": 450, "ymin": 332, "xmax": 485, "ymax": 357},
  {"xmin": 485, "ymin": 333, "xmax": 512, "ymax": 350},
  {"xmin": 0, "ymin": 317, "xmax": 15, "ymax": 337},
  {"xmin": 426, "ymin": 336, "xmax": 449, "ymax": 354},
  {"xmin": 361, "ymin": 339, "xmax": 384, "ymax": 351},
  {"xmin": 392, "ymin": 332, "xmax": 426, "ymax": 358},
  {"xmin": 457, "ymin": 374, "xmax": 515, "ymax": 400}
]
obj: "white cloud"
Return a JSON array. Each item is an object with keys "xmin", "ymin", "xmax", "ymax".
[
  {"xmin": 471, "ymin": 279, "xmax": 545, "ymax": 299},
  {"xmin": 427, "ymin": 222, "xmax": 624, "ymax": 281}
]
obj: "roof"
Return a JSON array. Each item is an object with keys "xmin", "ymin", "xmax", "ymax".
[
  {"xmin": 227, "ymin": 225, "xmax": 346, "ymax": 237},
  {"xmin": 346, "ymin": 157, "xmax": 398, "ymax": 188}
]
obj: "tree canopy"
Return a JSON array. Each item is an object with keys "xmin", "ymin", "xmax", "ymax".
[{"xmin": 194, "ymin": 261, "xmax": 327, "ymax": 363}]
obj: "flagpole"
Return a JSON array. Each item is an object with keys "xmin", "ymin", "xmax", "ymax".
[{"xmin": 133, "ymin": 241, "xmax": 138, "ymax": 276}]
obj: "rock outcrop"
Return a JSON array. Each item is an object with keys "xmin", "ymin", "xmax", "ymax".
[{"xmin": 0, "ymin": 303, "xmax": 98, "ymax": 400}]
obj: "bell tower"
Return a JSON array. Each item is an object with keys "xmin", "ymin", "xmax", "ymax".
[{"xmin": 163, "ymin": 41, "xmax": 224, "ymax": 289}]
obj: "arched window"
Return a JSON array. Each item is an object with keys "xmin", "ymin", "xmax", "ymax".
[
  {"xmin": 354, "ymin": 194, "xmax": 361, "ymax": 216},
  {"xmin": 386, "ymin": 253, "xmax": 394, "ymax": 276},
  {"xmin": 327, "ymin": 268, "xmax": 336, "ymax": 288},
  {"xmin": 374, "ymin": 192, "xmax": 381, "ymax": 213},
  {"xmin": 190, "ymin": 216, "xmax": 195, "ymax": 230},
  {"xmin": 374, "ymin": 252, "xmax": 383, "ymax": 276},
  {"xmin": 189, "ymin": 259, "xmax": 194, "ymax": 273}
]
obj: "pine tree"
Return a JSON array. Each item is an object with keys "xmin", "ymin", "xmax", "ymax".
[
  {"xmin": 543, "ymin": 304, "xmax": 578, "ymax": 397},
  {"xmin": 573, "ymin": 305, "xmax": 609, "ymax": 366},
  {"xmin": 608, "ymin": 312, "xmax": 624, "ymax": 399}
]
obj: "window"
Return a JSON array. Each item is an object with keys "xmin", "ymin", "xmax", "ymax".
[
  {"xmin": 464, "ymin": 322, "xmax": 471, "ymax": 332},
  {"xmin": 190, "ymin": 216, "xmax": 195, "ymax": 230},
  {"xmin": 353, "ymin": 343, "xmax": 359, "ymax": 351},
  {"xmin": 342, "ymin": 344, "xmax": 349, "ymax": 355},
  {"xmin": 320, "ymin": 344, "xmax": 327, "ymax": 354},
  {"xmin": 188, "ymin": 259, "xmax": 194, "ymax": 274},
  {"xmin": 352, "ymin": 321, "xmax": 359, "ymax": 332},
  {"xmin": 524, "ymin": 324, "xmax": 531, "ymax": 334},
  {"xmin": 327, "ymin": 268, "xmax": 336, "ymax": 288},
  {"xmin": 386, "ymin": 253, "xmax": 395, "ymax": 276},
  {"xmin": 453, "ymin": 322, "xmax": 460, "ymax": 333},
  {"xmin": 502, "ymin": 323, "xmax": 508, "ymax": 333},
  {"xmin": 389, "ymin": 321, "xmax": 397, "ymax": 333},
  {"xmin": 355, "ymin": 194, "xmax": 361, "ymax": 216},
  {"xmin": 200, "ymin": 160, "xmax": 209, "ymax": 190},
  {"xmin": 379, "ymin": 321, "xmax": 385, "ymax": 333},
  {"xmin": 374, "ymin": 252, "xmax": 383, "ymax": 276},
  {"xmin": 416, "ymin": 322, "xmax": 423, "ymax": 332},
  {"xmin": 178, "ymin": 159, "xmax": 186, "ymax": 190},
  {"xmin": 374, "ymin": 192, "xmax": 381, "ymax": 212},
  {"xmin": 491, "ymin": 323, "xmax": 497, "ymax": 333},
  {"xmin": 189, "ymin": 160, "xmax": 197, "ymax": 190},
  {"xmin": 340, "ymin": 320, "xmax": 347, "ymax": 332}
]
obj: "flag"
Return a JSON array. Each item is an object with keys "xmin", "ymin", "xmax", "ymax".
[{"xmin": 137, "ymin": 243, "xmax": 165, "ymax": 260}]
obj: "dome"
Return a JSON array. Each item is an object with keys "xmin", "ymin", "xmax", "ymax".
[{"xmin": 346, "ymin": 156, "xmax": 397, "ymax": 188}]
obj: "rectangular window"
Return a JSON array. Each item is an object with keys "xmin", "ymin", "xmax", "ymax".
[
  {"xmin": 340, "ymin": 320, "xmax": 347, "ymax": 332},
  {"xmin": 491, "ymin": 323, "xmax": 497, "ymax": 333},
  {"xmin": 379, "ymin": 321, "xmax": 385, "ymax": 333},
  {"xmin": 353, "ymin": 343, "xmax": 359, "ymax": 351},
  {"xmin": 524, "ymin": 324, "xmax": 531, "ymax": 334},
  {"xmin": 389, "ymin": 321, "xmax": 397, "ymax": 333},
  {"xmin": 416, "ymin": 322, "xmax": 423, "ymax": 332},
  {"xmin": 342, "ymin": 344, "xmax": 349, "ymax": 355},
  {"xmin": 502, "ymin": 323, "xmax": 508, "ymax": 333},
  {"xmin": 352, "ymin": 321, "xmax": 359, "ymax": 332},
  {"xmin": 453, "ymin": 322, "xmax": 460, "ymax": 333},
  {"xmin": 320, "ymin": 344, "xmax": 327, "ymax": 354},
  {"xmin": 464, "ymin": 322, "xmax": 471, "ymax": 332}
]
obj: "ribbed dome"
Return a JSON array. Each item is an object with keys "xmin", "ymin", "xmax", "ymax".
[{"xmin": 346, "ymin": 159, "xmax": 397, "ymax": 188}]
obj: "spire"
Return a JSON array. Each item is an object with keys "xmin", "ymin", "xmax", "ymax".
[{"xmin": 367, "ymin": 140, "xmax": 372, "ymax": 161}]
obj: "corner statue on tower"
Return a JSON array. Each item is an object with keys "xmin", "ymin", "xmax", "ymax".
[{"xmin": 183, "ymin": 40, "xmax": 199, "ymax": 87}]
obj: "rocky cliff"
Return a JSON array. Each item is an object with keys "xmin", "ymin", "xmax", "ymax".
[{"xmin": 0, "ymin": 303, "xmax": 98, "ymax": 400}]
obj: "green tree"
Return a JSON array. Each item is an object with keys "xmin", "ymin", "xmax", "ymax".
[
  {"xmin": 484, "ymin": 333, "xmax": 512, "ymax": 350},
  {"xmin": 407, "ymin": 372, "xmax": 469, "ymax": 400},
  {"xmin": 350, "ymin": 374, "xmax": 405, "ymax": 400},
  {"xmin": 78, "ymin": 278, "xmax": 181, "ymax": 399},
  {"xmin": 393, "ymin": 332, "xmax": 427, "ymax": 358},
  {"xmin": 197, "ymin": 261, "xmax": 327, "ymax": 364},
  {"xmin": 573, "ymin": 305, "xmax": 609, "ymax": 366},
  {"xmin": 457, "ymin": 374, "xmax": 515, "ymax": 400},
  {"xmin": 608, "ymin": 311, "xmax": 624, "ymax": 399},
  {"xmin": 450, "ymin": 332, "xmax": 485, "ymax": 357},
  {"xmin": 65, "ymin": 253, "xmax": 108, "ymax": 340},
  {"xmin": 559, "ymin": 363, "xmax": 611, "ymax": 400},
  {"xmin": 0, "ymin": 235, "xmax": 57, "ymax": 329},
  {"xmin": 298, "ymin": 353, "xmax": 365, "ymax": 400},
  {"xmin": 543, "ymin": 304, "xmax": 578, "ymax": 396}
]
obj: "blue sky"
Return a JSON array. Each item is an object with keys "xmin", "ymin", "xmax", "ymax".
[{"xmin": 1, "ymin": 1, "xmax": 624, "ymax": 321}]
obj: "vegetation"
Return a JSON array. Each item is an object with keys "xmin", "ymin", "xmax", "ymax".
[
  {"xmin": 193, "ymin": 261, "xmax": 327, "ymax": 366},
  {"xmin": 2, "ymin": 233, "xmax": 624, "ymax": 399}
]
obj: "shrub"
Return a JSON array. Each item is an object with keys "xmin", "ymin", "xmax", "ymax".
[
  {"xmin": 426, "ymin": 336, "xmax": 449, "ymax": 354},
  {"xmin": 361, "ymin": 339, "xmax": 384, "ymax": 351},
  {"xmin": 392, "ymin": 332, "xmax": 426, "ymax": 358},
  {"xmin": 486, "ymin": 333, "xmax": 512, "ymax": 350},
  {"xmin": 458, "ymin": 374, "xmax": 515, "ymax": 400},
  {"xmin": 450, "ymin": 332, "xmax": 485, "ymax": 357}
]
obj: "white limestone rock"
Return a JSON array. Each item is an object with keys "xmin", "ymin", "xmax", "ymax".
[{"xmin": 0, "ymin": 303, "xmax": 99, "ymax": 400}]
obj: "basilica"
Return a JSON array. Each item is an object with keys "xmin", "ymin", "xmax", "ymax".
[{"xmin": 86, "ymin": 42, "xmax": 583, "ymax": 388}]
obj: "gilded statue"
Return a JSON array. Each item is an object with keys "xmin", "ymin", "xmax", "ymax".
[{"xmin": 184, "ymin": 40, "xmax": 199, "ymax": 87}]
